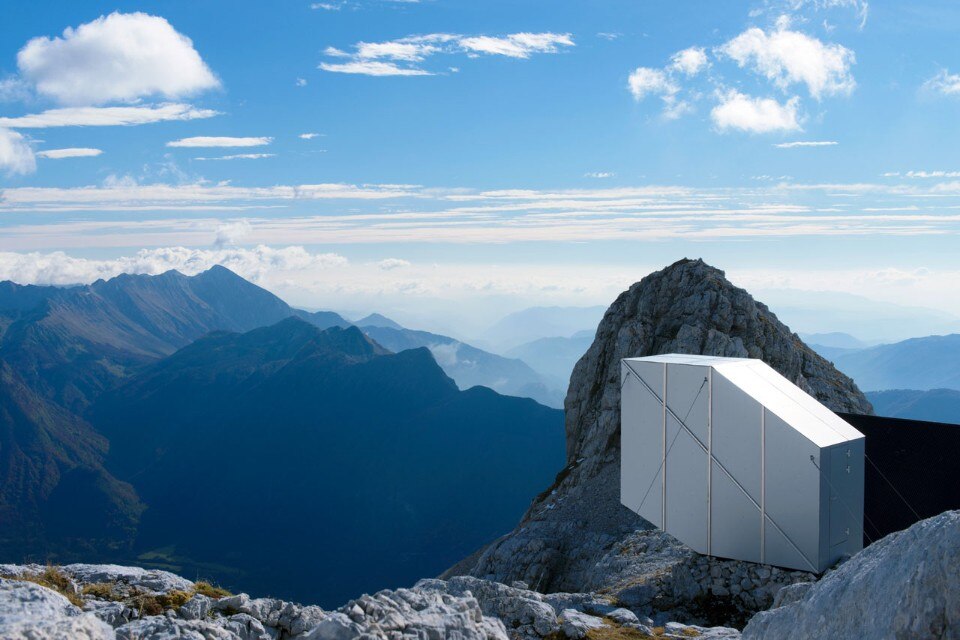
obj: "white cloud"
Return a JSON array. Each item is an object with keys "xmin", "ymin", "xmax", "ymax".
[
  {"xmin": 168, "ymin": 136, "xmax": 272, "ymax": 148},
  {"xmin": 774, "ymin": 140, "xmax": 837, "ymax": 148},
  {"xmin": 585, "ymin": 171, "xmax": 615, "ymax": 178},
  {"xmin": 320, "ymin": 32, "xmax": 573, "ymax": 75},
  {"xmin": 597, "ymin": 32, "xmax": 620, "ymax": 41},
  {"xmin": 719, "ymin": 23, "xmax": 855, "ymax": 99},
  {"xmin": 0, "ymin": 181, "xmax": 421, "ymax": 211},
  {"xmin": 0, "ymin": 76, "xmax": 31, "ymax": 102},
  {"xmin": 378, "ymin": 258, "xmax": 411, "ymax": 270},
  {"xmin": 427, "ymin": 342, "xmax": 462, "ymax": 367},
  {"xmin": 296, "ymin": 77, "xmax": 308, "ymax": 87},
  {"xmin": 214, "ymin": 220, "xmax": 252, "ymax": 247},
  {"xmin": 36, "ymin": 147, "xmax": 103, "ymax": 159},
  {"xmin": 7, "ymin": 181, "xmax": 960, "ymax": 254},
  {"xmin": 627, "ymin": 67, "xmax": 692, "ymax": 119},
  {"xmin": 0, "ymin": 246, "xmax": 348, "ymax": 287},
  {"xmin": 353, "ymin": 39, "xmax": 441, "ymax": 62},
  {"xmin": 320, "ymin": 60, "xmax": 434, "ymax": 76},
  {"xmin": 311, "ymin": 2, "xmax": 344, "ymax": 8},
  {"xmin": 16, "ymin": 12, "xmax": 219, "ymax": 106},
  {"xmin": 923, "ymin": 69, "xmax": 960, "ymax": 96},
  {"xmin": 886, "ymin": 170, "xmax": 960, "ymax": 179},
  {"xmin": 0, "ymin": 103, "xmax": 218, "ymax": 128},
  {"xmin": 195, "ymin": 153, "xmax": 276, "ymax": 161},
  {"xmin": 300, "ymin": 133, "xmax": 323, "ymax": 139},
  {"xmin": 458, "ymin": 33, "xmax": 574, "ymax": 58},
  {"xmin": 670, "ymin": 47, "xmax": 708, "ymax": 76},
  {"xmin": 627, "ymin": 67, "xmax": 678, "ymax": 101},
  {"xmin": 711, "ymin": 90, "xmax": 801, "ymax": 133},
  {"xmin": 0, "ymin": 128, "xmax": 36, "ymax": 175}
]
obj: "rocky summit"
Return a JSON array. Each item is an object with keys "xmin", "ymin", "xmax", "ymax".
[
  {"xmin": 1, "ymin": 511, "xmax": 957, "ymax": 639},
  {"xmin": 0, "ymin": 563, "xmax": 739, "ymax": 640},
  {"xmin": 447, "ymin": 258, "xmax": 873, "ymax": 617}
]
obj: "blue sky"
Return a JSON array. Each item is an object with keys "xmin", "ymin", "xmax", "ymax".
[{"xmin": 1, "ymin": 1, "xmax": 960, "ymax": 338}]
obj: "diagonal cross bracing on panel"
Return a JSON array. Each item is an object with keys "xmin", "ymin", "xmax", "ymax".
[{"xmin": 622, "ymin": 361, "xmax": 819, "ymax": 573}]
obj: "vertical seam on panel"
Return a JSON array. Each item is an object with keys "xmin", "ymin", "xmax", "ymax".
[
  {"xmin": 761, "ymin": 405, "xmax": 766, "ymax": 564},
  {"xmin": 662, "ymin": 362, "xmax": 667, "ymax": 531},
  {"xmin": 707, "ymin": 366, "xmax": 712, "ymax": 557}
]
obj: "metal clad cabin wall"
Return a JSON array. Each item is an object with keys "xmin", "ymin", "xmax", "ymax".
[
  {"xmin": 665, "ymin": 413, "xmax": 709, "ymax": 553},
  {"xmin": 709, "ymin": 372, "xmax": 762, "ymax": 564},
  {"xmin": 665, "ymin": 363, "xmax": 710, "ymax": 554},
  {"xmin": 826, "ymin": 438, "xmax": 865, "ymax": 567},
  {"xmin": 620, "ymin": 361, "xmax": 665, "ymax": 526},
  {"xmin": 666, "ymin": 363, "xmax": 709, "ymax": 442},
  {"xmin": 763, "ymin": 411, "xmax": 822, "ymax": 571}
]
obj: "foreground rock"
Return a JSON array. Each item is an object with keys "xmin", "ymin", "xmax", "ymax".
[
  {"xmin": 742, "ymin": 510, "xmax": 960, "ymax": 640},
  {"xmin": 0, "ymin": 564, "xmax": 739, "ymax": 639},
  {"xmin": 447, "ymin": 259, "xmax": 869, "ymax": 621}
]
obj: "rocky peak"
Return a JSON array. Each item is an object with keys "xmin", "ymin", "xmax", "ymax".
[
  {"xmin": 451, "ymin": 258, "xmax": 873, "ymax": 604},
  {"xmin": 565, "ymin": 257, "xmax": 871, "ymax": 464}
]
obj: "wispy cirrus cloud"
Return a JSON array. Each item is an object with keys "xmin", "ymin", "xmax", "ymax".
[
  {"xmin": 774, "ymin": 140, "xmax": 837, "ymax": 148},
  {"xmin": 320, "ymin": 32, "xmax": 574, "ymax": 76},
  {"xmin": 923, "ymin": 69, "xmax": 960, "ymax": 96},
  {"xmin": 883, "ymin": 170, "xmax": 960, "ymax": 179},
  {"xmin": 194, "ymin": 153, "xmax": 276, "ymax": 161},
  {"xmin": 36, "ymin": 147, "xmax": 103, "ymax": 159},
  {"xmin": 4, "ymin": 179, "xmax": 960, "ymax": 252},
  {"xmin": 0, "ymin": 103, "xmax": 219, "ymax": 128},
  {"xmin": 167, "ymin": 136, "xmax": 273, "ymax": 148}
]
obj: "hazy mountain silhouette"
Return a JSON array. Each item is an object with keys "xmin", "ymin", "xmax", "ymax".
[
  {"xmin": 480, "ymin": 306, "xmax": 606, "ymax": 352},
  {"xmin": 362, "ymin": 325, "xmax": 562, "ymax": 407},
  {"xmin": 354, "ymin": 313, "xmax": 404, "ymax": 329},
  {"xmin": 866, "ymin": 389, "xmax": 960, "ymax": 424},
  {"xmin": 830, "ymin": 334, "xmax": 960, "ymax": 392},
  {"xmin": 505, "ymin": 330, "xmax": 595, "ymax": 389}
]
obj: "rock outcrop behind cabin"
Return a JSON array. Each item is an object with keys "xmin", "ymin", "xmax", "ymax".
[{"xmin": 447, "ymin": 258, "xmax": 873, "ymax": 603}]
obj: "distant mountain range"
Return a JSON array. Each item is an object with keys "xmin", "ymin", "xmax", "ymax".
[
  {"xmin": 479, "ymin": 305, "xmax": 606, "ymax": 352},
  {"xmin": 866, "ymin": 389, "xmax": 960, "ymax": 424},
  {"xmin": 805, "ymin": 332, "xmax": 960, "ymax": 424},
  {"xmin": 0, "ymin": 265, "xmax": 348, "ymax": 412},
  {"xmin": 504, "ymin": 330, "xmax": 595, "ymax": 390},
  {"xmin": 0, "ymin": 267, "xmax": 564, "ymax": 605},
  {"xmin": 758, "ymin": 289, "xmax": 960, "ymax": 343},
  {"xmin": 800, "ymin": 331, "xmax": 871, "ymax": 350},
  {"xmin": 824, "ymin": 334, "xmax": 960, "ymax": 392},
  {"xmin": 362, "ymin": 324, "xmax": 563, "ymax": 408}
]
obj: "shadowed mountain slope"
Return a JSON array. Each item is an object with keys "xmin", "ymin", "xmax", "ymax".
[
  {"xmin": 0, "ymin": 361, "xmax": 143, "ymax": 558},
  {"xmin": 90, "ymin": 318, "xmax": 564, "ymax": 605}
]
